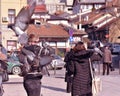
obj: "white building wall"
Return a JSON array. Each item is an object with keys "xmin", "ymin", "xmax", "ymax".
[{"xmin": 45, "ymin": 0, "xmax": 60, "ymax": 4}]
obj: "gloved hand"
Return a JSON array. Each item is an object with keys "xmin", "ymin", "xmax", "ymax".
[{"xmin": 94, "ymin": 47, "xmax": 103, "ymax": 56}]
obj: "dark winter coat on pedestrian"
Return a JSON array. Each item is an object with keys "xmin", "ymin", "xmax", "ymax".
[
  {"xmin": 64, "ymin": 50, "xmax": 73, "ymax": 93},
  {"xmin": 64, "ymin": 50, "xmax": 73, "ymax": 83},
  {"xmin": 68, "ymin": 49, "xmax": 93, "ymax": 96}
]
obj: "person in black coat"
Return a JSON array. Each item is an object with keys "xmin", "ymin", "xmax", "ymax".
[{"xmin": 68, "ymin": 41, "xmax": 94, "ymax": 96}]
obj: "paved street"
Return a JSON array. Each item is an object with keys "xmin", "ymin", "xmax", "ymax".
[
  {"xmin": 2, "ymin": 68, "xmax": 120, "ymax": 96},
  {"xmin": 3, "ymin": 69, "xmax": 70, "ymax": 96},
  {"xmin": 97, "ymin": 75, "xmax": 120, "ymax": 96}
]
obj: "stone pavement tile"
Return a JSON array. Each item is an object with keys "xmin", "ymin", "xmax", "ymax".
[
  {"xmin": 97, "ymin": 75, "xmax": 120, "ymax": 96},
  {"xmin": 41, "ymin": 76, "xmax": 71, "ymax": 96}
]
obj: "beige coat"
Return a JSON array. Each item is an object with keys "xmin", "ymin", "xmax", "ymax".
[{"xmin": 103, "ymin": 47, "xmax": 112, "ymax": 63}]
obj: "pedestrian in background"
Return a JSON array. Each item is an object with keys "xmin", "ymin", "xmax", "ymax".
[
  {"xmin": 88, "ymin": 41, "xmax": 103, "ymax": 75},
  {"xmin": 103, "ymin": 45, "xmax": 112, "ymax": 75},
  {"xmin": 67, "ymin": 41, "xmax": 94, "ymax": 96},
  {"xmin": 91, "ymin": 45, "xmax": 103, "ymax": 75}
]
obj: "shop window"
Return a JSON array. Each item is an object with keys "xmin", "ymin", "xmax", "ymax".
[
  {"xmin": 8, "ymin": 9, "xmax": 15, "ymax": 24},
  {"xmin": 7, "ymin": 40, "xmax": 17, "ymax": 51}
]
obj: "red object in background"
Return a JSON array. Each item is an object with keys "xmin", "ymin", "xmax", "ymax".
[
  {"xmin": 105, "ymin": 34, "xmax": 109, "ymax": 38},
  {"xmin": 34, "ymin": 4, "xmax": 47, "ymax": 13}
]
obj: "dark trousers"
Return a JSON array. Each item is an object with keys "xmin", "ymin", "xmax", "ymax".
[
  {"xmin": 76, "ymin": 92, "xmax": 92, "ymax": 96},
  {"xmin": 23, "ymin": 74, "xmax": 42, "ymax": 96},
  {"xmin": 66, "ymin": 82, "xmax": 72, "ymax": 93},
  {"xmin": 103, "ymin": 62, "xmax": 111, "ymax": 75}
]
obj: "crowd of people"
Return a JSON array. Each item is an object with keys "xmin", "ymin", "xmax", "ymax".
[
  {"xmin": 0, "ymin": 37, "xmax": 116, "ymax": 96},
  {"xmin": 1, "ymin": 0, "xmax": 115, "ymax": 96},
  {"xmin": 64, "ymin": 41, "xmax": 115, "ymax": 96}
]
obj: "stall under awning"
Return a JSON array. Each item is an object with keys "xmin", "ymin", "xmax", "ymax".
[
  {"xmin": 95, "ymin": 17, "xmax": 117, "ymax": 31},
  {"xmin": 82, "ymin": 6, "xmax": 120, "ymax": 31},
  {"xmin": 83, "ymin": 12, "xmax": 105, "ymax": 25},
  {"xmin": 93, "ymin": 13, "xmax": 116, "ymax": 30}
]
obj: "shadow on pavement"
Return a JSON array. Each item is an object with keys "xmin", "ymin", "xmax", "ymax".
[
  {"xmin": 55, "ymin": 76, "xmax": 65, "ymax": 79},
  {"xmin": 3, "ymin": 82, "xmax": 23, "ymax": 84},
  {"xmin": 42, "ymin": 85, "xmax": 66, "ymax": 92}
]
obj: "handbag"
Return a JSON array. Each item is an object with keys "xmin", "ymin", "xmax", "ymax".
[
  {"xmin": 89, "ymin": 59, "xmax": 102, "ymax": 96},
  {"xmin": 92, "ymin": 76, "xmax": 102, "ymax": 96}
]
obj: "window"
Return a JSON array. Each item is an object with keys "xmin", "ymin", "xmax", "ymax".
[
  {"xmin": 7, "ymin": 40, "xmax": 17, "ymax": 51},
  {"xmin": 8, "ymin": 9, "xmax": 15, "ymax": 24},
  {"xmin": 65, "ymin": 0, "xmax": 74, "ymax": 6}
]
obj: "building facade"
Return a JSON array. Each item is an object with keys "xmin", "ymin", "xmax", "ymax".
[
  {"xmin": 0, "ymin": 0, "xmax": 27, "ymax": 51},
  {"xmin": 1, "ymin": 0, "xmax": 117, "ymax": 52}
]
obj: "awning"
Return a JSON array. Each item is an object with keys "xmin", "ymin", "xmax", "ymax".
[{"xmin": 73, "ymin": 30, "xmax": 87, "ymax": 36}]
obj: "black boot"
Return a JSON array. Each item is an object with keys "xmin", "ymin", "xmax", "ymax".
[
  {"xmin": 109, "ymin": 64, "xmax": 115, "ymax": 71},
  {"xmin": 66, "ymin": 82, "xmax": 72, "ymax": 93},
  {"xmin": 111, "ymin": 67, "xmax": 115, "ymax": 71}
]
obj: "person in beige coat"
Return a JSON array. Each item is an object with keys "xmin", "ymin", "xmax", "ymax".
[{"xmin": 103, "ymin": 45, "xmax": 112, "ymax": 75}]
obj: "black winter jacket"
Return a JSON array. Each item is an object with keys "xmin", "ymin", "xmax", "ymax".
[{"xmin": 68, "ymin": 50, "xmax": 93, "ymax": 96}]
